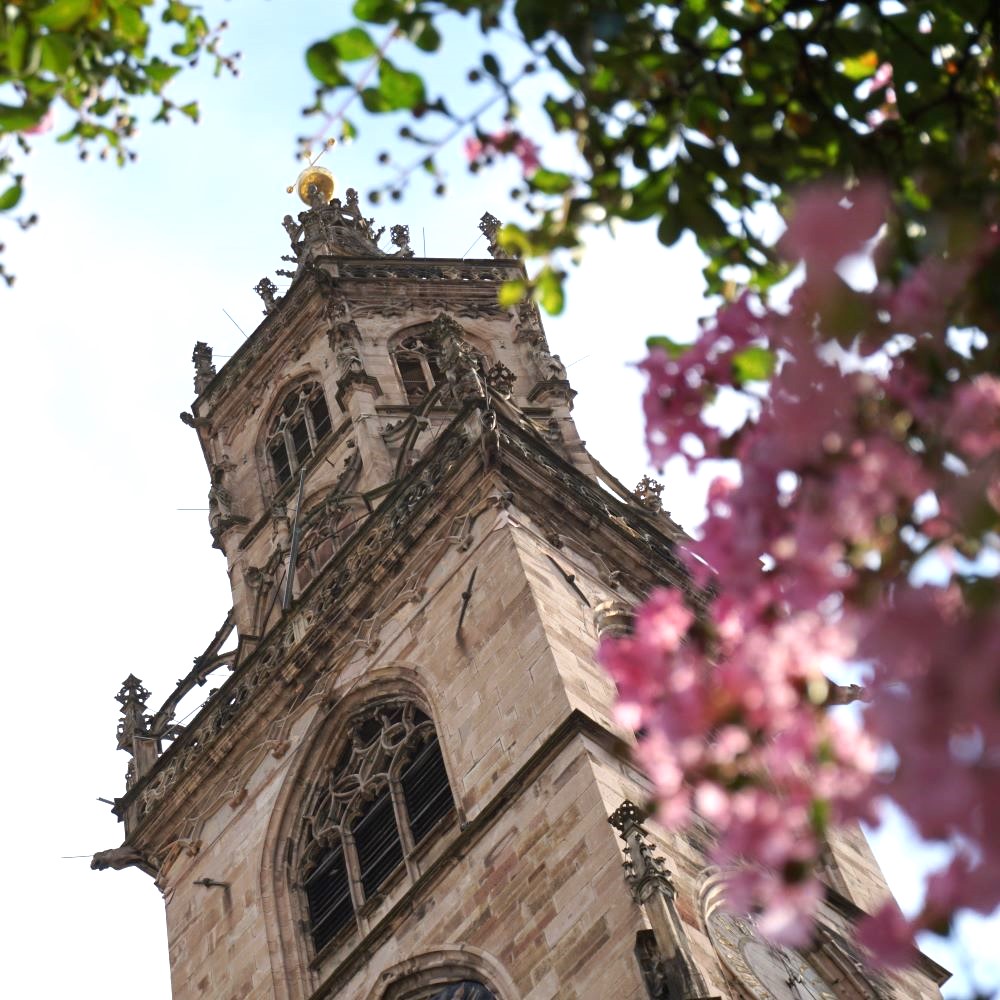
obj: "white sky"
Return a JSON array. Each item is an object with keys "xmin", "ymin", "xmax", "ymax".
[{"xmin": 0, "ymin": 1, "xmax": 995, "ymax": 996}]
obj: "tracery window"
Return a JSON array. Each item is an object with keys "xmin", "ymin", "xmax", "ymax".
[
  {"xmin": 266, "ymin": 381, "xmax": 333, "ymax": 487},
  {"xmin": 299, "ymin": 701, "xmax": 456, "ymax": 954},
  {"xmin": 417, "ymin": 983, "xmax": 497, "ymax": 1000}
]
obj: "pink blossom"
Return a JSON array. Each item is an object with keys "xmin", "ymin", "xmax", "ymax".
[
  {"xmin": 634, "ymin": 587, "xmax": 693, "ymax": 650},
  {"xmin": 464, "ymin": 135, "xmax": 485, "ymax": 162},
  {"xmin": 858, "ymin": 903, "xmax": 916, "ymax": 967},
  {"xmin": 512, "ymin": 135, "xmax": 540, "ymax": 175},
  {"xmin": 870, "ymin": 62, "xmax": 893, "ymax": 93},
  {"xmin": 779, "ymin": 180, "xmax": 888, "ymax": 274},
  {"xmin": 944, "ymin": 375, "xmax": 1000, "ymax": 460}
]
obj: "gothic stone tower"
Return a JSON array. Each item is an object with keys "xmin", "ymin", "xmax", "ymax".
[{"xmin": 95, "ymin": 188, "xmax": 948, "ymax": 1000}]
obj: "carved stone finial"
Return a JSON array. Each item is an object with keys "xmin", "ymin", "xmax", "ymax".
[
  {"xmin": 282, "ymin": 214, "xmax": 302, "ymax": 245},
  {"xmin": 609, "ymin": 800, "xmax": 676, "ymax": 902},
  {"xmin": 635, "ymin": 475, "xmax": 665, "ymax": 512},
  {"xmin": 478, "ymin": 211, "xmax": 511, "ymax": 258},
  {"xmin": 192, "ymin": 341, "xmax": 216, "ymax": 394},
  {"xmin": 254, "ymin": 276, "xmax": 278, "ymax": 314},
  {"xmin": 485, "ymin": 361, "xmax": 516, "ymax": 398},
  {"xmin": 116, "ymin": 675, "xmax": 150, "ymax": 752},
  {"xmin": 208, "ymin": 462, "xmax": 248, "ymax": 549},
  {"xmin": 390, "ymin": 223, "xmax": 414, "ymax": 257}
]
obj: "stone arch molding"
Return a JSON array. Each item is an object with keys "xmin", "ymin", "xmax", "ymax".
[
  {"xmin": 368, "ymin": 946, "xmax": 520, "ymax": 1000},
  {"xmin": 258, "ymin": 668, "xmax": 456, "ymax": 1000}
]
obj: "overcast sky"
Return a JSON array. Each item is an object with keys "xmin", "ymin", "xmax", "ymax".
[{"xmin": 1, "ymin": 2, "xmax": 995, "ymax": 997}]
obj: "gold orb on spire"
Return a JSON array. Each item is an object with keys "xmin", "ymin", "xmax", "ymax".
[{"xmin": 295, "ymin": 165, "xmax": 335, "ymax": 206}]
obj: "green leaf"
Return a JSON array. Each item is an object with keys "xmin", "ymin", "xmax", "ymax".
[
  {"xmin": 482, "ymin": 52, "xmax": 501, "ymax": 78},
  {"xmin": 6, "ymin": 22, "xmax": 29, "ymax": 75},
  {"xmin": 329, "ymin": 27, "xmax": 378, "ymax": 62},
  {"xmin": 146, "ymin": 58, "xmax": 181, "ymax": 87},
  {"xmin": 536, "ymin": 267, "xmax": 565, "ymax": 315},
  {"xmin": 0, "ymin": 183, "xmax": 23, "ymax": 211},
  {"xmin": 0, "ymin": 103, "xmax": 46, "ymax": 132},
  {"xmin": 732, "ymin": 346, "xmax": 776, "ymax": 384},
  {"xmin": 40, "ymin": 34, "xmax": 76, "ymax": 75},
  {"xmin": 530, "ymin": 168, "xmax": 573, "ymax": 195},
  {"xmin": 113, "ymin": 5, "xmax": 149, "ymax": 46},
  {"xmin": 656, "ymin": 212, "xmax": 684, "ymax": 247},
  {"xmin": 31, "ymin": 0, "xmax": 92, "ymax": 31},
  {"xmin": 352, "ymin": 0, "xmax": 398, "ymax": 23},
  {"xmin": 306, "ymin": 42, "xmax": 350, "ymax": 87},
  {"xmin": 377, "ymin": 60, "xmax": 425, "ymax": 110},
  {"xmin": 646, "ymin": 335, "xmax": 691, "ymax": 358},
  {"xmin": 498, "ymin": 279, "xmax": 527, "ymax": 307},
  {"xmin": 163, "ymin": 1, "xmax": 192, "ymax": 24},
  {"xmin": 413, "ymin": 22, "xmax": 441, "ymax": 52},
  {"xmin": 840, "ymin": 50, "xmax": 878, "ymax": 81},
  {"xmin": 179, "ymin": 101, "xmax": 199, "ymax": 122}
]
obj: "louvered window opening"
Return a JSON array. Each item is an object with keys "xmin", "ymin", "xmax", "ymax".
[
  {"xmin": 303, "ymin": 847, "xmax": 353, "ymax": 952},
  {"xmin": 353, "ymin": 789, "xmax": 405, "ymax": 898},
  {"xmin": 402, "ymin": 738, "xmax": 454, "ymax": 845},
  {"xmin": 299, "ymin": 702, "xmax": 456, "ymax": 956},
  {"xmin": 395, "ymin": 337, "xmax": 459, "ymax": 405},
  {"xmin": 266, "ymin": 382, "xmax": 333, "ymax": 487}
]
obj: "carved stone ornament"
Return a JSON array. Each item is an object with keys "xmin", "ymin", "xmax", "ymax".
[
  {"xmin": 91, "ymin": 843, "xmax": 156, "ymax": 876},
  {"xmin": 390, "ymin": 223, "xmax": 414, "ymax": 257},
  {"xmin": 485, "ymin": 361, "xmax": 517, "ymax": 399},
  {"xmin": 609, "ymin": 800, "xmax": 676, "ymax": 904},
  {"xmin": 593, "ymin": 599, "xmax": 634, "ymax": 639},
  {"xmin": 192, "ymin": 341, "xmax": 216, "ymax": 394},
  {"xmin": 478, "ymin": 211, "xmax": 511, "ymax": 259},
  {"xmin": 634, "ymin": 475, "xmax": 665, "ymax": 513},
  {"xmin": 254, "ymin": 276, "xmax": 279, "ymax": 314},
  {"xmin": 116, "ymin": 674, "xmax": 151, "ymax": 751}
]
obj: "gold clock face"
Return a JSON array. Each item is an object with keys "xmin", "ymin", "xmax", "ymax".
[{"xmin": 707, "ymin": 911, "xmax": 838, "ymax": 1000}]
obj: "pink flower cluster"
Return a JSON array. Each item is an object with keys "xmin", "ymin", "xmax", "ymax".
[
  {"xmin": 612, "ymin": 178, "xmax": 1000, "ymax": 964},
  {"xmin": 600, "ymin": 589, "xmax": 876, "ymax": 945},
  {"xmin": 464, "ymin": 129, "xmax": 541, "ymax": 177}
]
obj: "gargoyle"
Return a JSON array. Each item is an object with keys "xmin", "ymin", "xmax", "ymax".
[{"xmin": 91, "ymin": 844, "xmax": 157, "ymax": 877}]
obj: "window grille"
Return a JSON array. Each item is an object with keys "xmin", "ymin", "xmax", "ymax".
[
  {"xmin": 298, "ymin": 701, "xmax": 456, "ymax": 954},
  {"xmin": 266, "ymin": 381, "xmax": 333, "ymax": 487}
]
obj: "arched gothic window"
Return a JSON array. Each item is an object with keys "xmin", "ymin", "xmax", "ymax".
[
  {"xmin": 394, "ymin": 336, "xmax": 447, "ymax": 404},
  {"xmin": 392, "ymin": 325, "xmax": 488, "ymax": 405},
  {"xmin": 299, "ymin": 702, "xmax": 455, "ymax": 954},
  {"xmin": 266, "ymin": 381, "xmax": 333, "ymax": 487}
]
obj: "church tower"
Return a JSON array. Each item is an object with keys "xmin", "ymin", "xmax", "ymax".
[{"xmin": 94, "ymin": 178, "xmax": 948, "ymax": 1000}]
